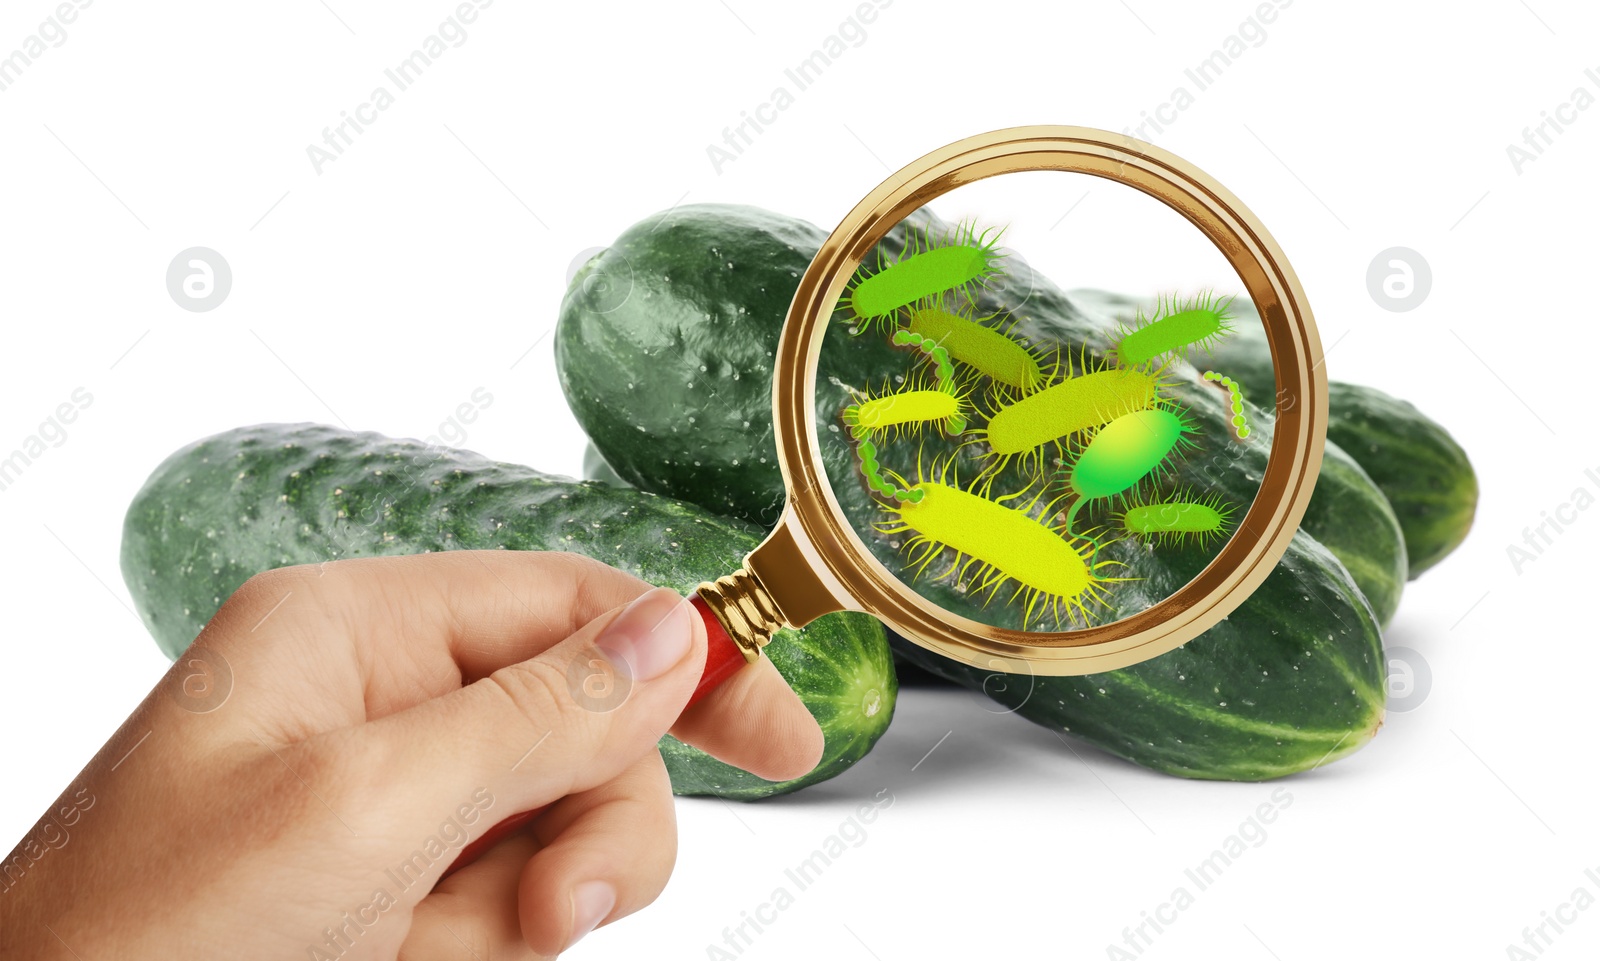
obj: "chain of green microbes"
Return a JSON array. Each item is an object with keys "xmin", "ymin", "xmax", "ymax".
[{"xmin": 839, "ymin": 221, "xmax": 1251, "ymax": 626}]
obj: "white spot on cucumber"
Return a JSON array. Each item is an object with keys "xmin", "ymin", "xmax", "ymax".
[{"xmin": 862, "ymin": 689, "xmax": 881, "ymax": 716}]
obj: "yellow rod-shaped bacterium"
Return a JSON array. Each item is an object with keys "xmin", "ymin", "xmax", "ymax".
[
  {"xmin": 906, "ymin": 304, "xmax": 1044, "ymax": 391},
  {"xmin": 846, "ymin": 390, "xmax": 960, "ymax": 435},
  {"xmin": 984, "ymin": 368, "xmax": 1159, "ymax": 455},
  {"xmin": 881, "ymin": 481, "xmax": 1109, "ymax": 625}
]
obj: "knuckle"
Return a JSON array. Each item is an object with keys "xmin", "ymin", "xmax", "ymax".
[
  {"xmin": 281, "ymin": 728, "xmax": 385, "ymax": 815},
  {"xmin": 224, "ymin": 567, "xmax": 290, "ymax": 607},
  {"xmin": 547, "ymin": 549, "xmax": 609, "ymax": 576},
  {"xmin": 216, "ymin": 565, "xmax": 314, "ymax": 621},
  {"xmin": 486, "ymin": 654, "xmax": 600, "ymax": 739},
  {"xmin": 551, "ymin": 549, "xmax": 647, "ymax": 601}
]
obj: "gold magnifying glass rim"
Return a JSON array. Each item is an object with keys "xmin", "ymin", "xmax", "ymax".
[{"xmin": 752, "ymin": 124, "xmax": 1326, "ymax": 676}]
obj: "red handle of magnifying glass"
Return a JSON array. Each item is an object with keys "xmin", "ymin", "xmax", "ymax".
[{"xmin": 438, "ymin": 593, "xmax": 746, "ymax": 884}]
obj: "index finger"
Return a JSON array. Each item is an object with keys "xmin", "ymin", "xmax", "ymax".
[
  {"xmin": 207, "ymin": 550, "xmax": 650, "ymax": 720},
  {"xmin": 203, "ymin": 550, "xmax": 822, "ymax": 780}
]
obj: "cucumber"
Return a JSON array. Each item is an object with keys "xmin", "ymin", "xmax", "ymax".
[
  {"xmin": 582, "ymin": 442, "xmax": 630, "ymax": 489},
  {"xmin": 557, "ymin": 204, "xmax": 1388, "ymax": 779},
  {"xmin": 891, "ymin": 530, "xmax": 1383, "ymax": 779},
  {"xmin": 1324, "ymin": 383, "xmax": 1477, "ymax": 578},
  {"xmin": 119, "ymin": 423, "xmax": 896, "ymax": 800},
  {"xmin": 559, "ymin": 207, "xmax": 1402, "ymax": 622},
  {"xmin": 1297, "ymin": 441, "xmax": 1407, "ymax": 626},
  {"xmin": 1070, "ymin": 290, "xmax": 1405, "ymax": 623},
  {"xmin": 561, "ymin": 206, "xmax": 1032, "ymax": 626},
  {"xmin": 1182, "ymin": 308, "xmax": 1478, "ymax": 579},
  {"xmin": 559, "ymin": 204, "xmax": 824, "ymax": 526}
]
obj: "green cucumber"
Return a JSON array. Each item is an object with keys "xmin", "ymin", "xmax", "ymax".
[
  {"xmin": 891, "ymin": 530, "xmax": 1383, "ymax": 779},
  {"xmin": 1178, "ymin": 307, "xmax": 1477, "ymax": 579},
  {"xmin": 1070, "ymin": 291, "xmax": 1406, "ymax": 624},
  {"xmin": 582, "ymin": 442, "xmax": 630, "ymax": 489},
  {"xmin": 557, "ymin": 204, "xmax": 1387, "ymax": 779},
  {"xmin": 560, "ymin": 204, "xmax": 824, "ymax": 526},
  {"xmin": 1323, "ymin": 383, "xmax": 1477, "ymax": 578},
  {"xmin": 1298, "ymin": 441, "xmax": 1407, "ymax": 626},
  {"xmin": 119, "ymin": 423, "xmax": 896, "ymax": 800}
]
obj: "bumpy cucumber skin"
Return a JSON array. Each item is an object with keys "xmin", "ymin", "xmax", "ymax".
[
  {"xmin": 558, "ymin": 205, "xmax": 824, "ymax": 527},
  {"xmin": 1324, "ymin": 382, "xmax": 1477, "ymax": 579},
  {"xmin": 119, "ymin": 424, "xmax": 896, "ymax": 800},
  {"xmin": 557, "ymin": 204, "xmax": 1388, "ymax": 779},
  {"xmin": 1298, "ymin": 441, "xmax": 1407, "ymax": 626},
  {"xmin": 558, "ymin": 204, "xmax": 998, "ymax": 622},
  {"xmin": 1194, "ymin": 308, "xmax": 1477, "ymax": 580},
  {"xmin": 1073, "ymin": 289, "xmax": 1408, "ymax": 620},
  {"xmin": 892, "ymin": 531, "xmax": 1384, "ymax": 780}
]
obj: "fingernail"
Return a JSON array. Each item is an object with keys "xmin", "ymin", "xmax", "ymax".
[
  {"xmin": 566, "ymin": 879, "xmax": 616, "ymax": 951},
  {"xmin": 595, "ymin": 588, "xmax": 694, "ymax": 681}
]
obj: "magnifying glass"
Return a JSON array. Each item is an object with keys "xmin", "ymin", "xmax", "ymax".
[{"xmin": 444, "ymin": 124, "xmax": 1326, "ymax": 880}]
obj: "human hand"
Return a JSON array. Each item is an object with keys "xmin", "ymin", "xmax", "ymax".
[{"xmin": 0, "ymin": 551, "xmax": 824, "ymax": 959}]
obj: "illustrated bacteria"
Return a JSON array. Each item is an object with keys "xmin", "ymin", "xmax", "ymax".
[
  {"xmin": 845, "ymin": 220, "xmax": 1006, "ymax": 326},
  {"xmin": 1114, "ymin": 292, "xmax": 1234, "ymax": 367}
]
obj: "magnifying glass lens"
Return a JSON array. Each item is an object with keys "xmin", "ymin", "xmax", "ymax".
[{"xmin": 812, "ymin": 170, "xmax": 1272, "ymax": 635}]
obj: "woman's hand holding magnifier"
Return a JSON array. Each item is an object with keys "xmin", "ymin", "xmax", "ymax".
[{"xmin": 1, "ymin": 551, "xmax": 823, "ymax": 960}]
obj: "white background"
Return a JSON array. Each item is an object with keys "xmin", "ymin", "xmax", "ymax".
[{"xmin": 1, "ymin": 1, "xmax": 1594, "ymax": 958}]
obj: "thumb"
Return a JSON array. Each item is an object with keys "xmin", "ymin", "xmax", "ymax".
[{"xmin": 344, "ymin": 587, "xmax": 706, "ymax": 846}]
